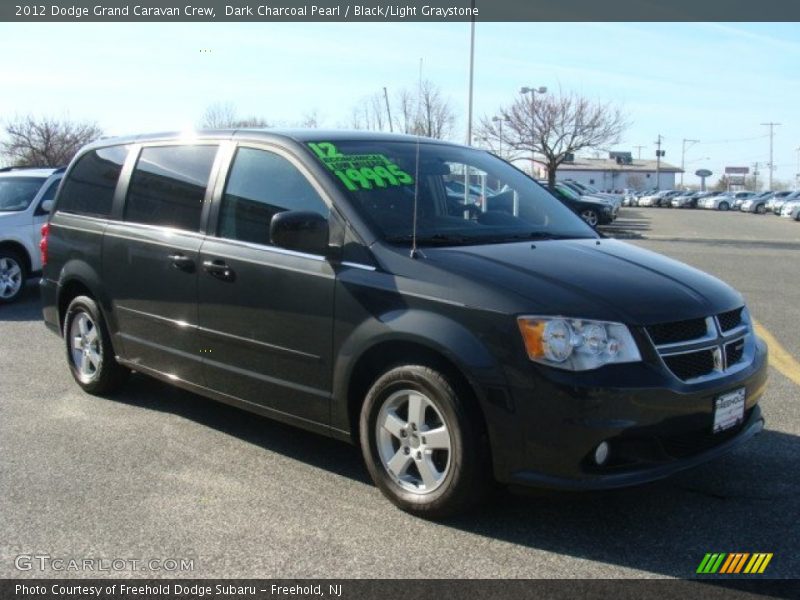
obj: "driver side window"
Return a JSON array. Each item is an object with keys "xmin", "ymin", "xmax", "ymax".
[{"xmin": 218, "ymin": 147, "xmax": 328, "ymax": 246}]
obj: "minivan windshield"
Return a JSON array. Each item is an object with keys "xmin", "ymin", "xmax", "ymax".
[
  {"xmin": 306, "ymin": 140, "xmax": 597, "ymax": 246},
  {"xmin": 0, "ymin": 176, "xmax": 46, "ymax": 212}
]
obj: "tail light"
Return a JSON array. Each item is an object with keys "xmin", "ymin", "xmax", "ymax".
[{"xmin": 40, "ymin": 223, "xmax": 49, "ymax": 266}]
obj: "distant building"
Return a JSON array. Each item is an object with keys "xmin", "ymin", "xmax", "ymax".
[{"xmin": 534, "ymin": 152, "xmax": 683, "ymax": 191}]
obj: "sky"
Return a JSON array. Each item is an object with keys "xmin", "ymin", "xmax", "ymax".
[{"xmin": 2, "ymin": 21, "xmax": 799, "ymax": 186}]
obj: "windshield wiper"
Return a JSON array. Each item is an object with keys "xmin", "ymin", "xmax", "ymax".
[{"xmin": 385, "ymin": 233, "xmax": 477, "ymax": 246}]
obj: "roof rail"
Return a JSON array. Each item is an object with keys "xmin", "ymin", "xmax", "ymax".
[{"xmin": 0, "ymin": 165, "xmax": 64, "ymax": 173}]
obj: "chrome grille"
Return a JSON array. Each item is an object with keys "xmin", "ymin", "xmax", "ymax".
[{"xmin": 647, "ymin": 307, "xmax": 751, "ymax": 382}]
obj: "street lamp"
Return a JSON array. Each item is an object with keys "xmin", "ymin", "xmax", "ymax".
[
  {"xmin": 520, "ymin": 86, "xmax": 547, "ymax": 175},
  {"xmin": 491, "ymin": 115, "xmax": 508, "ymax": 157}
]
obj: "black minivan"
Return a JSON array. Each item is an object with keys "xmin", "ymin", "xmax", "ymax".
[{"xmin": 41, "ymin": 130, "xmax": 768, "ymax": 517}]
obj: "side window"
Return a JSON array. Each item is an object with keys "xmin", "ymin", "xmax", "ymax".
[
  {"xmin": 125, "ymin": 145, "xmax": 218, "ymax": 231},
  {"xmin": 40, "ymin": 178, "xmax": 61, "ymax": 202},
  {"xmin": 218, "ymin": 147, "xmax": 328, "ymax": 246},
  {"xmin": 57, "ymin": 145, "xmax": 130, "ymax": 217}
]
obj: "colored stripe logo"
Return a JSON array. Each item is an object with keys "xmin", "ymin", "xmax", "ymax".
[{"xmin": 697, "ymin": 553, "xmax": 773, "ymax": 574}]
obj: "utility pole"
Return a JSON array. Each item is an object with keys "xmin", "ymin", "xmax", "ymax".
[
  {"xmin": 796, "ymin": 146, "xmax": 800, "ymax": 187},
  {"xmin": 752, "ymin": 162, "xmax": 759, "ymax": 192},
  {"xmin": 465, "ymin": 0, "xmax": 476, "ymax": 146},
  {"xmin": 654, "ymin": 135, "xmax": 663, "ymax": 190},
  {"xmin": 634, "ymin": 145, "xmax": 646, "ymax": 160},
  {"xmin": 761, "ymin": 122, "xmax": 780, "ymax": 190},
  {"xmin": 383, "ymin": 87, "xmax": 393, "ymax": 133},
  {"xmin": 681, "ymin": 139, "xmax": 699, "ymax": 188}
]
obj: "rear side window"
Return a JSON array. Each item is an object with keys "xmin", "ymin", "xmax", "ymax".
[
  {"xmin": 125, "ymin": 145, "xmax": 218, "ymax": 231},
  {"xmin": 218, "ymin": 147, "xmax": 328, "ymax": 246},
  {"xmin": 57, "ymin": 145, "xmax": 130, "ymax": 217}
]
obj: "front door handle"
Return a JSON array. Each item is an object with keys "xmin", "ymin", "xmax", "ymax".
[
  {"xmin": 202, "ymin": 259, "xmax": 235, "ymax": 282},
  {"xmin": 168, "ymin": 252, "xmax": 195, "ymax": 272}
]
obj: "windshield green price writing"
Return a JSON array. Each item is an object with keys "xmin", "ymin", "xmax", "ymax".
[{"xmin": 308, "ymin": 142, "xmax": 414, "ymax": 191}]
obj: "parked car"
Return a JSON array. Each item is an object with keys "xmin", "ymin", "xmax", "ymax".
[
  {"xmin": 41, "ymin": 131, "xmax": 768, "ymax": 517},
  {"xmin": 0, "ymin": 166, "xmax": 64, "ymax": 303},
  {"xmin": 729, "ymin": 191, "xmax": 757, "ymax": 210},
  {"xmin": 739, "ymin": 191, "xmax": 774, "ymax": 214},
  {"xmin": 558, "ymin": 180, "xmax": 619, "ymax": 219},
  {"xmin": 639, "ymin": 190, "xmax": 678, "ymax": 207},
  {"xmin": 766, "ymin": 191, "xmax": 792, "ymax": 213},
  {"xmin": 698, "ymin": 192, "xmax": 737, "ymax": 211},
  {"xmin": 563, "ymin": 180, "xmax": 623, "ymax": 210},
  {"xmin": 779, "ymin": 198, "xmax": 800, "ymax": 220},
  {"xmin": 547, "ymin": 182, "xmax": 614, "ymax": 227},
  {"xmin": 671, "ymin": 191, "xmax": 705, "ymax": 209},
  {"xmin": 771, "ymin": 191, "xmax": 800, "ymax": 216}
]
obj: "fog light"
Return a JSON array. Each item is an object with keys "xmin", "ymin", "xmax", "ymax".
[{"xmin": 594, "ymin": 442, "xmax": 610, "ymax": 465}]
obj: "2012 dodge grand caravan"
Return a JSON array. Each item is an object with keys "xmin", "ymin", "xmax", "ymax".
[{"xmin": 41, "ymin": 130, "xmax": 768, "ymax": 517}]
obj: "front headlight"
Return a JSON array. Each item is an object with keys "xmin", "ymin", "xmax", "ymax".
[{"xmin": 517, "ymin": 316, "xmax": 642, "ymax": 371}]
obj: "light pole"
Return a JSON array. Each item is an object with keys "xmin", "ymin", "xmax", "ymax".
[
  {"xmin": 520, "ymin": 86, "xmax": 547, "ymax": 176},
  {"xmin": 465, "ymin": 0, "xmax": 476, "ymax": 146},
  {"xmin": 491, "ymin": 115, "xmax": 508, "ymax": 158},
  {"xmin": 761, "ymin": 122, "xmax": 780, "ymax": 190},
  {"xmin": 680, "ymin": 138, "xmax": 699, "ymax": 188}
]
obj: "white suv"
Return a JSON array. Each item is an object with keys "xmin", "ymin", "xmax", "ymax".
[{"xmin": 0, "ymin": 167, "xmax": 64, "ymax": 303}]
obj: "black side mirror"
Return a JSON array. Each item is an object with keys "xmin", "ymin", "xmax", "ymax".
[{"xmin": 270, "ymin": 211, "xmax": 329, "ymax": 255}]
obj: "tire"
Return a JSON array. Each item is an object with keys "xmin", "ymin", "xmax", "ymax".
[
  {"xmin": 756, "ymin": 204, "xmax": 766, "ymax": 215},
  {"xmin": 63, "ymin": 295, "xmax": 130, "ymax": 394},
  {"xmin": 719, "ymin": 201, "xmax": 730, "ymax": 211},
  {"xmin": 359, "ymin": 365, "xmax": 491, "ymax": 518},
  {"xmin": 0, "ymin": 250, "xmax": 28, "ymax": 304},
  {"xmin": 580, "ymin": 208, "xmax": 599, "ymax": 228}
]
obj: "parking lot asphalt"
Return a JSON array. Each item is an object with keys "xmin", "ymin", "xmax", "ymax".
[{"xmin": 1, "ymin": 207, "xmax": 798, "ymax": 579}]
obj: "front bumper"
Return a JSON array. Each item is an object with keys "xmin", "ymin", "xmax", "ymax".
[{"xmin": 493, "ymin": 336, "xmax": 768, "ymax": 489}]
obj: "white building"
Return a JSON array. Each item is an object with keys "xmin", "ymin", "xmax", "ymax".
[{"xmin": 534, "ymin": 153, "xmax": 683, "ymax": 192}]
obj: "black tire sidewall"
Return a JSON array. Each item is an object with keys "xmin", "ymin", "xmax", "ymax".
[
  {"xmin": 359, "ymin": 366, "xmax": 485, "ymax": 517},
  {"xmin": 63, "ymin": 295, "xmax": 124, "ymax": 394},
  {"xmin": 0, "ymin": 250, "xmax": 28, "ymax": 304}
]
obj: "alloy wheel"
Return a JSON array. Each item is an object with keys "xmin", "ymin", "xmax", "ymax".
[
  {"xmin": 375, "ymin": 389, "xmax": 452, "ymax": 494},
  {"xmin": 580, "ymin": 209, "xmax": 599, "ymax": 227},
  {"xmin": 0, "ymin": 257, "xmax": 23, "ymax": 300},
  {"xmin": 69, "ymin": 311, "xmax": 102, "ymax": 383}
]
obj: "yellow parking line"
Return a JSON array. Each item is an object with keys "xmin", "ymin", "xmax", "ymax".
[{"xmin": 753, "ymin": 319, "xmax": 800, "ymax": 388}]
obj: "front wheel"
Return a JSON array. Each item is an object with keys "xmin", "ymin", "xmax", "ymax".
[
  {"xmin": 580, "ymin": 208, "xmax": 599, "ymax": 228},
  {"xmin": 359, "ymin": 365, "xmax": 491, "ymax": 518},
  {"xmin": 756, "ymin": 204, "xmax": 766, "ymax": 214},
  {"xmin": 64, "ymin": 295, "xmax": 130, "ymax": 394},
  {"xmin": 719, "ymin": 201, "xmax": 730, "ymax": 211}
]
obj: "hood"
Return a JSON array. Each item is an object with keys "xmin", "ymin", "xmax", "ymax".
[{"xmin": 422, "ymin": 239, "xmax": 742, "ymax": 325}]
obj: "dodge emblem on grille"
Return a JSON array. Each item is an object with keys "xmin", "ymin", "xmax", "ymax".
[{"xmin": 713, "ymin": 347, "xmax": 724, "ymax": 371}]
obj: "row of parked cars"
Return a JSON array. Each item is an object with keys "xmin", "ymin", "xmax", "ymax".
[{"xmin": 625, "ymin": 188, "xmax": 800, "ymax": 218}]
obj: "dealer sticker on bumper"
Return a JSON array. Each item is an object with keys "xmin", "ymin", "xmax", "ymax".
[{"xmin": 713, "ymin": 388, "xmax": 746, "ymax": 433}]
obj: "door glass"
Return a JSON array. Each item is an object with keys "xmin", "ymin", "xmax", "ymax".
[
  {"xmin": 218, "ymin": 147, "xmax": 328, "ymax": 246},
  {"xmin": 125, "ymin": 145, "xmax": 218, "ymax": 231}
]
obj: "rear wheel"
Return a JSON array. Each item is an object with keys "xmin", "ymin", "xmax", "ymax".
[
  {"xmin": 0, "ymin": 250, "xmax": 27, "ymax": 304},
  {"xmin": 719, "ymin": 201, "xmax": 730, "ymax": 211},
  {"xmin": 360, "ymin": 365, "xmax": 491, "ymax": 518},
  {"xmin": 64, "ymin": 295, "xmax": 130, "ymax": 394},
  {"xmin": 756, "ymin": 204, "xmax": 766, "ymax": 214}
]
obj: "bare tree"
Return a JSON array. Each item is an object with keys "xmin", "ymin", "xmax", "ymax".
[
  {"xmin": 349, "ymin": 81, "xmax": 456, "ymax": 140},
  {"xmin": 200, "ymin": 102, "xmax": 270, "ymax": 129},
  {"xmin": 296, "ymin": 109, "xmax": 322, "ymax": 128},
  {"xmin": 1, "ymin": 115, "xmax": 103, "ymax": 167},
  {"xmin": 477, "ymin": 89, "xmax": 629, "ymax": 188}
]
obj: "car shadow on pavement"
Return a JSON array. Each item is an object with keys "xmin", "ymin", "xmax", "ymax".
[
  {"xmin": 599, "ymin": 209, "xmax": 652, "ymax": 240},
  {"xmin": 111, "ymin": 373, "xmax": 372, "ymax": 485},
  {"xmin": 442, "ymin": 427, "xmax": 799, "ymax": 579},
  {"xmin": 0, "ymin": 280, "xmax": 43, "ymax": 322},
  {"xmin": 110, "ymin": 372, "xmax": 797, "ymax": 578}
]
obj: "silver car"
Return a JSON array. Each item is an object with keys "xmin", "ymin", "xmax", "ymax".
[
  {"xmin": 771, "ymin": 191, "xmax": 800, "ymax": 215},
  {"xmin": 740, "ymin": 191, "xmax": 774, "ymax": 214}
]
